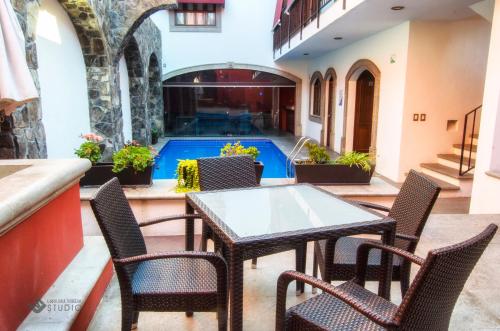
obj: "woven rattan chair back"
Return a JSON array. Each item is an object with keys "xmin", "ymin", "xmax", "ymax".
[
  {"xmin": 389, "ymin": 170, "xmax": 441, "ymax": 251},
  {"xmin": 197, "ymin": 155, "xmax": 258, "ymax": 191},
  {"xmin": 90, "ymin": 178, "xmax": 147, "ymax": 284},
  {"xmin": 397, "ymin": 224, "xmax": 497, "ymax": 330}
]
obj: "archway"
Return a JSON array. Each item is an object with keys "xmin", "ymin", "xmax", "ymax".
[
  {"xmin": 147, "ymin": 53, "xmax": 164, "ymax": 138},
  {"xmin": 342, "ymin": 59, "xmax": 381, "ymax": 155},
  {"xmin": 323, "ymin": 68, "xmax": 337, "ymax": 149},
  {"xmin": 164, "ymin": 64, "xmax": 302, "ymax": 136},
  {"xmin": 309, "ymin": 72, "xmax": 324, "ymax": 128},
  {"xmin": 123, "ymin": 37, "xmax": 148, "ymax": 144}
]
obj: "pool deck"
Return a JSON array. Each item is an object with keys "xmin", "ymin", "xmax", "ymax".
[{"xmin": 80, "ymin": 177, "xmax": 399, "ymax": 201}]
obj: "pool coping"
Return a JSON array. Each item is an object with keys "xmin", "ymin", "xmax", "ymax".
[{"xmin": 80, "ymin": 177, "xmax": 399, "ymax": 201}]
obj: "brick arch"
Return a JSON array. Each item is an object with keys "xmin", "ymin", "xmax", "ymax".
[
  {"xmin": 342, "ymin": 59, "xmax": 381, "ymax": 155},
  {"xmin": 322, "ymin": 67, "xmax": 337, "ymax": 148},
  {"xmin": 147, "ymin": 53, "xmax": 164, "ymax": 134}
]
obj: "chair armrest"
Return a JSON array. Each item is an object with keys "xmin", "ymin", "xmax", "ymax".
[
  {"xmin": 276, "ymin": 271, "xmax": 398, "ymax": 330},
  {"xmin": 138, "ymin": 214, "xmax": 201, "ymax": 227},
  {"xmin": 355, "ymin": 241, "xmax": 424, "ymax": 287},
  {"xmin": 395, "ymin": 233, "xmax": 419, "ymax": 243},
  {"xmin": 351, "ymin": 200, "xmax": 391, "ymax": 213}
]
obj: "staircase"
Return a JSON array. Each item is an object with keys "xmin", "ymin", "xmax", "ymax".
[{"xmin": 420, "ymin": 107, "xmax": 481, "ymax": 196}]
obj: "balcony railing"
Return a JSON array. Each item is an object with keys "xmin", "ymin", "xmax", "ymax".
[{"xmin": 273, "ymin": 0, "xmax": 338, "ymax": 54}]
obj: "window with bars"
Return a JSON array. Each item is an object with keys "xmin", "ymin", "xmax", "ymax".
[{"xmin": 174, "ymin": 4, "xmax": 217, "ymax": 26}]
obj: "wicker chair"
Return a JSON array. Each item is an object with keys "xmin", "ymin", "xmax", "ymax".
[
  {"xmin": 313, "ymin": 170, "xmax": 441, "ymax": 297},
  {"xmin": 277, "ymin": 224, "xmax": 497, "ymax": 331},
  {"xmin": 197, "ymin": 155, "xmax": 260, "ymax": 267},
  {"xmin": 90, "ymin": 178, "xmax": 228, "ymax": 331}
]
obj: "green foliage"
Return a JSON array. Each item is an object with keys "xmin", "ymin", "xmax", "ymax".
[
  {"xmin": 75, "ymin": 141, "xmax": 101, "ymax": 165},
  {"xmin": 151, "ymin": 127, "xmax": 160, "ymax": 141},
  {"xmin": 334, "ymin": 151, "xmax": 372, "ymax": 172},
  {"xmin": 220, "ymin": 141, "xmax": 260, "ymax": 160},
  {"xmin": 112, "ymin": 143, "xmax": 155, "ymax": 173},
  {"xmin": 305, "ymin": 142, "xmax": 331, "ymax": 164},
  {"xmin": 175, "ymin": 159, "xmax": 200, "ymax": 193}
]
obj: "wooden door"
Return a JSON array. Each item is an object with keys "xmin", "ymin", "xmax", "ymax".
[
  {"xmin": 353, "ymin": 70, "xmax": 375, "ymax": 153},
  {"xmin": 326, "ymin": 77, "xmax": 334, "ymax": 148}
]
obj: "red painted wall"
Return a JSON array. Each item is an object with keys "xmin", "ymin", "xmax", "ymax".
[
  {"xmin": 0, "ymin": 184, "xmax": 84, "ymax": 331},
  {"xmin": 71, "ymin": 260, "xmax": 113, "ymax": 331}
]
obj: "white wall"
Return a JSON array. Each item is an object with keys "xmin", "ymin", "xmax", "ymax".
[
  {"xmin": 399, "ymin": 18, "xmax": 491, "ymax": 180},
  {"xmin": 119, "ymin": 56, "xmax": 133, "ymax": 142},
  {"xmin": 150, "ymin": 0, "xmax": 310, "ymax": 135},
  {"xmin": 151, "ymin": 0, "xmax": 278, "ymax": 75},
  {"xmin": 305, "ymin": 22, "xmax": 411, "ymax": 181},
  {"xmin": 36, "ymin": 0, "xmax": 90, "ymax": 158},
  {"xmin": 470, "ymin": 0, "xmax": 500, "ymax": 214}
]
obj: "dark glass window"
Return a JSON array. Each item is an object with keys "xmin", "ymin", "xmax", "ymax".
[
  {"xmin": 312, "ymin": 79, "xmax": 321, "ymax": 117},
  {"xmin": 175, "ymin": 4, "xmax": 216, "ymax": 26}
]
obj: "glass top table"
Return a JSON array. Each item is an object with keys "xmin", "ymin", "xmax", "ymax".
[
  {"xmin": 189, "ymin": 184, "xmax": 383, "ymax": 238},
  {"xmin": 185, "ymin": 184, "xmax": 396, "ymax": 331}
]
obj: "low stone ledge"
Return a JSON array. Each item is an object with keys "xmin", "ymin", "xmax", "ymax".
[{"xmin": 0, "ymin": 159, "xmax": 91, "ymax": 235}]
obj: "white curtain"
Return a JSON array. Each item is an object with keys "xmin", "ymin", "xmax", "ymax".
[{"xmin": 0, "ymin": 0, "xmax": 38, "ymax": 116}]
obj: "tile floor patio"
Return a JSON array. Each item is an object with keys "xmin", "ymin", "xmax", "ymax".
[{"xmin": 89, "ymin": 214, "xmax": 500, "ymax": 331}]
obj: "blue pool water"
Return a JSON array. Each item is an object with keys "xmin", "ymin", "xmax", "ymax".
[{"xmin": 153, "ymin": 139, "xmax": 290, "ymax": 179}]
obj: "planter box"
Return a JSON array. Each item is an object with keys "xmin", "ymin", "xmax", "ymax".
[
  {"xmin": 254, "ymin": 161, "xmax": 264, "ymax": 184},
  {"xmin": 80, "ymin": 163, "xmax": 153, "ymax": 187},
  {"xmin": 294, "ymin": 162, "xmax": 375, "ymax": 185}
]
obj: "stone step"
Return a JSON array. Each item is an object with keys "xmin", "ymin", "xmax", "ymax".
[
  {"xmin": 453, "ymin": 144, "xmax": 477, "ymax": 152},
  {"xmin": 418, "ymin": 172, "xmax": 460, "ymax": 191},
  {"xmin": 420, "ymin": 163, "xmax": 474, "ymax": 180},
  {"xmin": 437, "ymin": 154, "xmax": 475, "ymax": 173},
  {"xmin": 18, "ymin": 236, "xmax": 112, "ymax": 331}
]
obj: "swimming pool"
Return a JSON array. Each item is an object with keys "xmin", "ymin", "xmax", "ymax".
[{"xmin": 153, "ymin": 139, "xmax": 291, "ymax": 179}]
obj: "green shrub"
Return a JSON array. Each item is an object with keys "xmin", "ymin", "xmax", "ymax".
[
  {"xmin": 75, "ymin": 133, "xmax": 104, "ymax": 165},
  {"xmin": 112, "ymin": 142, "xmax": 156, "ymax": 173},
  {"xmin": 175, "ymin": 159, "xmax": 200, "ymax": 193},
  {"xmin": 334, "ymin": 151, "xmax": 372, "ymax": 172},
  {"xmin": 305, "ymin": 142, "xmax": 331, "ymax": 164},
  {"xmin": 75, "ymin": 141, "xmax": 101, "ymax": 165},
  {"xmin": 220, "ymin": 141, "xmax": 260, "ymax": 160}
]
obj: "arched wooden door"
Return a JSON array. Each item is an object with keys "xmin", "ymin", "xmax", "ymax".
[
  {"xmin": 353, "ymin": 70, "xmax": 375, "ymax": 153},
  {"xmin": 325, "ymin": 76, "xmax": 334, "ymax": 148}
]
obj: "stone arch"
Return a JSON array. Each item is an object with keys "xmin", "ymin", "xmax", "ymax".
[
  {"xmin": 123, "ymin": 37, "xmax": 148, "ymax": 144},
  {"xmin": 147, "ymin": 53, "xmax": 164, "ymax": 136},
  {"xmin": 57, "ymin": 0, "xmax": 109, "ymax": 67},
  {"xmin": 342, "ymin": 59, "xmax": 381, "ymax": 155},
  {"xmin": 164, "ymin": 63, "xmax": 303, "ymax": 136},
  {"xmin": 309, "ymin": 71, "xmax": 324, "ymax": 126},
  {"xmin": 323, "ymin": 68, "xmax": 337, "ymax": 149},
  {"xmin": 112, "ymin": 2, "xmax": 176, "ymax": 63}
]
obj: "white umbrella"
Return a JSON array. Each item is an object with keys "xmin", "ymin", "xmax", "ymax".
[{"xmin": 0, "ymin": 0, "xmax": 38, "ymax": 116}]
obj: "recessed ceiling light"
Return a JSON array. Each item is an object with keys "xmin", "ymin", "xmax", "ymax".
[
  {"xmin": 334, "ymin": 37, "xmax": 343, "ymax": 40},
  {"xmin": 391, "ymin": 5, "xmax": 405, "ymax": 10},
  {"xmin": 303, "ymin": 53, "xmax": 309, "ymax": 56}
]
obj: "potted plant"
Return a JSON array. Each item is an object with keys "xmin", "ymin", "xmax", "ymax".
[
  {"xmin": 175, "ymin": 159, "xmax": 200, "ymax": 193},
  {"xmin": 294, "ymin": 142, "xmax": 375, "ymax": 185},
  {"xmin": 111, "ymin": 141, "xmax": 156, "ymax": 186},
  {"xmin": 151, "ymin": 127, "xmax": 160, "ymax": 145},
  {"xmin": 76, "ymin": 134, "xmax": 116, "ymax": 187},
  {"xmin": 220, "ymin": 141, "xmax": 264, "ymax": 183}
]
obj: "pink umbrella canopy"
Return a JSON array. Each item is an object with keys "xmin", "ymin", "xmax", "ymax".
[{"xmin": 0, "ymin": 0, "xmax": 38, "ymax": 116}]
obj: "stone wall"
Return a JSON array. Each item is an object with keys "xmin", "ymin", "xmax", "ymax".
[{"xmin": 1, "ymin": 0, "xmax": 169, "ymax": 160}]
